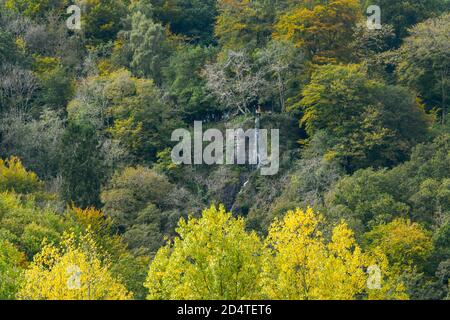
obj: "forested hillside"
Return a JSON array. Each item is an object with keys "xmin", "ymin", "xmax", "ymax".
[{"xmin": 0, "ymin": 0, "xmax": 449, "ymax": 300}]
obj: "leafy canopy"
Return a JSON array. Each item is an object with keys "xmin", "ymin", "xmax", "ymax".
[
  {"xmin": 145, "ymin": 205, "xmax": 264, "ymax": 300},
  {"xmin": 19, "ymin": 229, "xmax": 132, "ymax": 300}
]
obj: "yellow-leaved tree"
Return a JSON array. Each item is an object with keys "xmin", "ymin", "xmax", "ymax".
[
  {"xmin": 145, "ymin": 205, "xmax": 408, "ymax": 300},
  {"xmin": 18, "ymin": 230, "xmax": 132, "ymax": 300},
  {"xmin": 261, "ymin": 208, "xmax": 408, "ymax": 300},
  {"xmin": 274, "ymin": 0, "xmax": 361, "ymax": 63},
  {"xmin": 145, "ymin": 205, "xmax": 263, "ymax": 300},
  {"xmin": 0, "ymin": 156, "xmax": 43, "ymax": 194},
  {"xmin": 364, "ymin": 219, "xmax": 433, "ymax": 273},
  {"xmin": 362, "ymin": 219, "xmax": 432, "ymax": 299},
  {"xmin": 215, "ymin": 0, "xmax": 275, "ymax": 50}
]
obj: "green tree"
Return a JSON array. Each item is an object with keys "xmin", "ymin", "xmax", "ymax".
[
  {"xmin": 326, "ymin": 133, "xmax": 450, "ymax": 231},
  {"xmin": 299, "ymin": 64, "xmax": 428, "ymax": 170},
  {"xmin": 101, "ymin": 166, "xmax": 181, "ymax": 255},
  {"xmin": 0, "ymin": 29, "xmax": 21, "ymax": 68},
  {"xmin": 150, "ymin": 0, "xmax": 218, "ymax": 44},
  {"xmin": 34, "ymin": 59, "xmax": 74, "ymax": 110},
  {"xmin": 60, "ymin": 121, "xmax": 104, "ymax": 208},
  {"xmin": 350, "ymin": 23, "xmax": 396, "ymax": 62},
  {"xmin": 325, "ymin": 168, "xmax": 410, "ymax": 233},
  {"xmin": 68, "ymin": 69, "xmax": 180, "ymax": 162},
  {"xmin": 79, "ymin": 0, "xmax": 128, "ymax": 42},
  {"xmin": 0, "ymin": 192, "xmax": 65, "ymax": 258},
  {"xmin": 164, "ymin": 45, "xmax": 219, "ymax": 122},
  {"xmin": 0, "ymin": 239, "xmax": 26, "ymax": 299},
  {"xmin": 3, "ymin": 0, "xmax": 68, "ymax": 19},
  {"xmin": 365, "ymin": 0, "xmax": 447, "ymax": 42},
  {"xmin": 395, "ymin": 13, "xmax": 450, "ymax": 124},
  {"xmin": 0, "ymin": 109, "xmax": 64, "ymax": 179},
  {"xmin": 269, "ymin": 156, "xmax": 343, "ymax": 222},
  {"xmin": 129, "ymin": 10, "xmax": 171, "ymax": 84}
]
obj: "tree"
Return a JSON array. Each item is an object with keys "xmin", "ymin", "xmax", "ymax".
[
  {"xmin": 299, "ymin": 64, "xmax": 428, "ymax": 170},
  {"xmin": 18, "ymin": 230, "xmax": 132, "ymax": 300},
  {"xmin": 79, "ymin": 0, "xmax": 128, "ymax": 42},
  {"xmin": 326, "ymin": 133, "xmax": 450, "ymax": 231},
  {"xmin": 269, "ymin": 156, "xmax": 343, "ymax": 221},
  {"xmin": 0, "ymin": 239, "xmax": 25, "ymax": 299},
  {"xmin": 378, "ymin": 133, "xmax": 450, "ymax": 228},
  {"xmin": 256, "ymin": 40, "xmax": 305, "ymax": 112},
  {"xmin": 215, "ymin": 0, "xmax": 276, "ymax": 50},
  {"xmin": 0, "ymin": 191, "xmax": 66, "ymax": 258},
  {"xmin": 0, "ymin": 109, "xmax": 64, "ymax": 179},
  {"xmin": 274, "ymin": 0, "xmax": 362, "ymax": 63},
  {"xmin": 203, "ymin": 50, "xmax": 268, "ymax": 115},
  {"xmin": 105, "ymin": 70, "xmax": 180, "ymax": 161},
  {"xmin": 364, "ymin": 219, "xmax": 433, "ymax": 269},
  {"xmin": 325, "ymin": 168, "xmax": 410, "ymax": 233},
  {"xmin": 0, "ymin": 156, "xmax": 43, "ymax": 194},
  {"xmin": 3, "ymin": 0, "xmax": 68, "ymax": 19},
  {"xmin": 145, "ymin": 205, "xmax": 264, "ymax": 300},
  {"xmin": 363, "ymin": 219, "xmax": 434, "ymax": 298},
  {"xmin": 33, "ymin": 56, "xmax": 74, "ymax": 110},
  {"xmin": 409, "ymin": 178, "xmax": 450, "ymax": 227},
  {"xmin": 129, "ymin": 10, "xmax": 172, "ymax": 84},
  {"xmin": 68, "ymin": 69, "xmax": 181, "ymax": 162},
  {"xmin": 65, "ymin": 207, "xmax": 150, "ymax": 299},
  {"xmin": 101, "ymin": 166, "xmax": 174, "ymax": 254},
  {"xmin": 350, "ymin": 22, "xmax": 396, "ymax": 62},
  {"xmin": 101, "ymin": 166, "xmax": 173, "ymax": 221},
  {"xmin": 0, "ymin": 64, "xmax": 38, "ymax": 113},
  {"xmin": 365, "ymin": 0, "xmax": 447, "ymax": 42},
  {"xmin": 101, "ymin": 166, "xmax": 196, "ymax": 256},
  {"xmin": 323, "ymin": 133, "xmax": 450, "ymax": 299},
  {"xmin": 164, "ymin": 45, "xmax": 219, "ymax": 122},
  {"xmin": 150, "ymin": 0, "xmax": 218, "ymax": 44},
  {"xmin": 262, "ymin": 208, "xmax": 407, "ymax": 300},
  {"xmin": 395, "ymin": 13, "xmax": 450, "ymax": 124},
  {"xmin": 60, "ymin": 121, "xmax": 104, "ymax": 208},
  {"xmin": 262, "ymin": 207, "xmax": 366, "ymax": 299},
  {"xmin": 0, "ymin": 29, "xmax": 21, "ymax": 68}
]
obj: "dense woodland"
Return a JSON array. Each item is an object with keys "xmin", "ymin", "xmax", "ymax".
[{"xmin": 0, "ymin": 0, "xmax": 449, "ymax": 300}]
